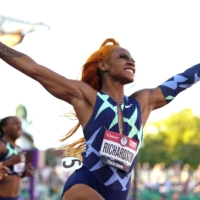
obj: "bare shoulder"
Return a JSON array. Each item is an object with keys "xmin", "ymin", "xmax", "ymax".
[
  {"xmin": 70, "ymin": 80, "xmax": 97, "ymax": 108},
  {"xmin": 130, "ymin": 87, "xmax": 166, "ymax": 111},
  {"xmin": 70, "ymin": 81, "xmax": 98, "ymax": 128},
  {"xmin": 130, "ymin": 87, "xmax": 167, "ymax": 125},
  {"xmin": 0, "ymin": 141, "xmax": 6, "ymax": 155},
  {"xmin": 130, "ymin": 89, "xmax": 152, "ymax": 110}
]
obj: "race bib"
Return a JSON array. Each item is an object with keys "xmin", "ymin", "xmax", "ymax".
[
  {"xmin": 61, "ymin": 157, "xmax": 83, "ymax": 172},
  {"xmin": 14, "ymin": 162, "xmax": 25, "ymax": 174},
  {"xmin": 100, "ymin": 130, "xmax": 138, "ymax": 172}
]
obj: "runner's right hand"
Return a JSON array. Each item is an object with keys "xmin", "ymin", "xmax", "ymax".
[{"xmin": 0, "ymin": 163, "xmax": 9, "ymax": 180}]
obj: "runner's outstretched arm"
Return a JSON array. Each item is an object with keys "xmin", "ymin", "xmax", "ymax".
[
  {"xmin": 132, "ymin": 63, "xmax": 200, "ymax": 125},
  {"xmin": 0, "ymin": 41, "xmax": 91, "ymax": 105}
]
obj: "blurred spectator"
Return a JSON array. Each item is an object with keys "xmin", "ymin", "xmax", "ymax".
[
  {"xmin": 171, "ymin": 192, "xmax": 180, "ymax": 200},
  {"xmin": 0, "ymin": 116, "xmax": 34, "ymax": 199}
]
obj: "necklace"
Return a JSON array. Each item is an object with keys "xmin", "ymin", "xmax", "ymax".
[{"xmin": 101, "ymin": 90, "xmax": 124, "ymax": 104}]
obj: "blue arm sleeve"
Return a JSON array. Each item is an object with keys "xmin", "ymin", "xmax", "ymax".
[{"xmin": 158, "ymin": 63, "xmax": 200, "ymax": 103}]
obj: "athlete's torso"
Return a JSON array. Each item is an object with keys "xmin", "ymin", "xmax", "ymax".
[
  {"xmin": 0, "ymin": 139, "xmax": 22, "ymax": 198},
  {"xmin": 0, "ymin": 138, "xmax": 21, "ymax": 175},
  {"xmin": 82, "ymin": 91, "xmax": 143, "ymax": 191}
]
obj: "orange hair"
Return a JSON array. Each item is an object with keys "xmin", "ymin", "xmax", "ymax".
[{"xmin": 60, "ymin": 38, "xmax": 120, "ymax": 159}]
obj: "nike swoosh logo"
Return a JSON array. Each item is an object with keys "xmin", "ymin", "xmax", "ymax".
[{"xmin": 125, "ymin": 104, "xmax": 133, "ymax": 108}]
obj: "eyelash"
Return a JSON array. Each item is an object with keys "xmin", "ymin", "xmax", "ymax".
[
  {"xmin": 119, "ymin": 54, "xmax": 135, "ymax": 63},
  {"xmin": 119, "ymin": 54, "xmax": 128, "ymax": 59}
]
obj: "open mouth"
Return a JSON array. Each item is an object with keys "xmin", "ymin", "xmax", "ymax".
[{"xmin": 124, "ymin": 69, "xmax": 134, "ymax": 74}]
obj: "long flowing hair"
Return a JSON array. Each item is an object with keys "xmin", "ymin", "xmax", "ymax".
[{"xmin": 59, "ymin": 38, "xmax": 120, "ymax": 159}]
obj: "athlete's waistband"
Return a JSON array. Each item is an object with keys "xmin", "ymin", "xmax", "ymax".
[{"xmin": 0, "ymin": 196, "xmax": 19, "ymax": 200}]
